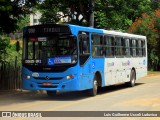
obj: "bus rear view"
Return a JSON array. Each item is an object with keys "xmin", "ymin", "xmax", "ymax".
[{"xmin": 22, "ymin": 24, "xmax": 79, "ymax": 96}]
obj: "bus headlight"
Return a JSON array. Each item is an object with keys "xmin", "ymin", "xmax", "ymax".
[
  {"xmin": 24, "ymin": 74, "xmax": 31, "ymax": 79},
  {"xmin": 66, "ymin": 75, "xmax": 74, "ymax": 80}
]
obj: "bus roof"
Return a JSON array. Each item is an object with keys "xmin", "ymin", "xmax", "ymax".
[
  {"xmin": 68, "ymin": 24, "xmax": 146, "ymax": 39},
  {"xmin": 68, "ymin": 24, "xmax": 103, "ymax": 35},
  {"xmin": 24, "ymin": 24, "xmax": 146, "ymax": 40},
  {"xmin": 103, "ymin": 30, "xmax": 146, "ymax": 39}
]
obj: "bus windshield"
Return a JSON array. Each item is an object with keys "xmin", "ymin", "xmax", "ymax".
[{"xmin": 23, "ymin": 35, "xmax": 78, "ymax": 66}]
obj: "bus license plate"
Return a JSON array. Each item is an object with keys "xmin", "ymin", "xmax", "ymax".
[{"xmin": 43, "ymin": 82, "xmax": 52, "ymax": 86}]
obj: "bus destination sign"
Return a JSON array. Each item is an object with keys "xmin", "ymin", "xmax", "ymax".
[
  {"xmin": 43, "ymin": 27, "xmax": 61, "ymax": 33},
  {"xmin": 24, "ymin": 24, "xmax": 71, "ymax": 37}
]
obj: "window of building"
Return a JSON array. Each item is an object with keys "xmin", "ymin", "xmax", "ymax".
[{"xmin": 33, "ymin": 19, "xmax": 38, "ymax": 24}]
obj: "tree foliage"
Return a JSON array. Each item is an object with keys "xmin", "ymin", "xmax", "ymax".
[
  {"xmin": 17, "ymin": 15, "xmax": 30, "ymax": 32},
  {"xmin": 128, "ymin": 9, "xmax": 160, "ymax": 70},
  {"xmin": 38, "ymin": 0, "xmax": 91, "ymax": 26},
  {"xmin": 0, "ymin": 36, "xmax": 10, "ymax": 62},
  {"xmin": 38, "ymin": 0, "xmax": 154, "ymax": 30},
  {"xmin": 0, "ymin": 0, "xmax": 38, "ymax": 34}
]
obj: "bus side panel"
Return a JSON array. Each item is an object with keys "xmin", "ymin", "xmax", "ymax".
[
  {"xmin": 77, "ymin": 57, "xmax": 105, "ymax": 90},
  {"xmin": 91, "ymin": 58, "xmax": 105, "ymax": 87},
  {"xmin": 133, "ymin": 57, "xmax": 147, "ymax": 80},
  {"xmin": 104, "ymin": 58, "xmax": 127, "ymax": 86},
  {"xmin": 104, "ymin": 58, "xmax": 130, "ymax": 86},
  {"xmin": 78, "ymin": 60, "xmax": 93, "ymax": 90},
  {"xmin": 104, "ymin": 58, "xmax": 113, "ymax": 86},
  {"xmin": 104, "ymin": 57, "xmax": 147, "ymax": 86}
]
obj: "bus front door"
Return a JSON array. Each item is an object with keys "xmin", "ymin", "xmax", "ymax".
[{"xmin": 78, "ymin": 32, "xmax": 92, "ymax": 90}]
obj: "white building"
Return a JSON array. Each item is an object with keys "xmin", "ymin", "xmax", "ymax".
[
  {"xmin": 29, "ymin": 11, "xmax": 71, "ymax": 26},
  {"xmin": 30, "ymin": 11, "xmax": 42, "ymax": 25}
]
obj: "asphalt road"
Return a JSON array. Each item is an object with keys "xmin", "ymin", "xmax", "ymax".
[{"xmin": 0, "ymin": 75, "xmax": 160, "ymax": 120}]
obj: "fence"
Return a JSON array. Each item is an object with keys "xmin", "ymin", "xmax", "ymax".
[{"xmin": 0, "ymin": 61, "xmax": 21, "ymax": 90}]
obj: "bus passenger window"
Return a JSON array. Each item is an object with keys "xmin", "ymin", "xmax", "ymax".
[
  {"xmin": 78, "ymin": 31, "xmax": 90, "ymax": 66},
  {"xmin": 104, "ymin": 35, "xmax": 114, "ymax": 57},
  {"xmin": 142, "ymin": 40, "xmax": 146, "ymax": 56},
  {"xmin": 124, "ymin": 38, "xmax": 130, "ymax": 56},
  {"xmin": 92, "ymin": 34, "xmax": 103, "ymax": 57},
  {"xmin": 82, "ymin": 40, "xmax": 89, "ymax": 54},
  {"xmin": 79, "ymin": 33, "xmax": 90, "ymax": 55},
  {"xmin": 115, "ymin": 37, "xmax": 123, "ymax": 56},
  {"xmin": 137, "ymin": 40, "xmax": 142, "ymax": 56},
  {"xmin": 131, "ymin": 40, "xmax": 136, "ymax": 57}
]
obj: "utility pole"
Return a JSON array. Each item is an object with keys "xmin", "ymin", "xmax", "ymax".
[{"xmin": 89, "ymin": 0, "xmax": 95, "ymax": 28}]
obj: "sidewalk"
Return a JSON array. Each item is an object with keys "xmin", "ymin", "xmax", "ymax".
[
  {"xmin": 0, "ymin": 89, "xmax": 36, "ymax": 96},
  {"xmin": 0, "ymin": 89, "xmax": 46, "ymax": 97}
]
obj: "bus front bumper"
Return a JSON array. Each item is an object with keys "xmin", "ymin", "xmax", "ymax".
[{"xmin": 22, "ymin": 78, "xmax": 79, "ymax": 92}]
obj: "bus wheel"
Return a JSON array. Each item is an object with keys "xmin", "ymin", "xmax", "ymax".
[
  {"xmin": 46, "ymin": 91, "xmax": 56, "ymax": 97},
  {"xmin": 88, "ymin": 76, "xmax": 98, "ymax": 96},
  {"xmin": 126, "ymin": 70, "xmax": 136, "ymax": 87}
]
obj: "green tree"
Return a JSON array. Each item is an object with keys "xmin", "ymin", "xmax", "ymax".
[
  {"xmin": 17, "ymin": 15, "xmax": 30, "ymax": 32},
  {"xmin": 95, "ymin": 0, "xmax": 152, "ymax": 30},
  {"xmin": 128, "ymin": 9, "xmax": 160, "ymax": 70},
  {"xmin": 38, "ymin": 0, "xmax": 153, "ymax": 31},
  {"xmin": 38, "ymin": 0, "xmax": 90, "ymax": 26},
  {"xmin": 0, "ymin": 0, "xmax": 38, "ymax": 34},
  {"xmin": 0, "ymin": 36, "xmax": 10, "ymax": 63}
]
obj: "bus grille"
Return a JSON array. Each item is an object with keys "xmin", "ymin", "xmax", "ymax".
[
  {"xmin": 39, "ymin": 85, "xmax": 58, "ymax": 88},
  {"xmin": 33, "ymin": 77, "xmax": 63, "ymax": 80}
]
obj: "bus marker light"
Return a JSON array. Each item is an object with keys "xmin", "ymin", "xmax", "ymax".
[
  {"xmin": 24, "ymin": 75, "xmax": 30, "ymax": 79},
  {"xmin": 66, "ymin": 75, "xmax": 74, "ymax": 80},
  {"xmin": 66, "ymin": 76, "xmax": 70, "ymax": 80},
  {"xmin": 24, "ymin": 75, "xmax": 27, "ymax": 79},
  {"xmin": 70, "ymin": 75, "xmax": 74, "ymax": 79},
  {"xmin": 27, "ymin": 75, "xmax": 31, "ymax": 79}
]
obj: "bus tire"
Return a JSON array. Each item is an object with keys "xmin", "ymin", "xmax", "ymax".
[
  {"xmin": 46, "ymin": 91, "xmax": 56, "ymax": 97},
  {"xmin": 126, "ymin": 70, "xmax": 136, "ymax": 87},
  {"xmin": 88, "ymin": 75, "xmax": 98, "ymax": 96}
]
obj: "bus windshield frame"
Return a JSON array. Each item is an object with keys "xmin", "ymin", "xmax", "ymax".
[{"xmin": 22, "ymin": 35, "xmax": 78, "ymax": 67}]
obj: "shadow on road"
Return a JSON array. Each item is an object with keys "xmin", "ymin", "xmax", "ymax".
[
  {"xmin": 0, "ymin": 83, "xmax": 144, "ymax": 106},
  {"xmin": 98, "ymin": 83, "xmax": 144, "ymax": 95}
]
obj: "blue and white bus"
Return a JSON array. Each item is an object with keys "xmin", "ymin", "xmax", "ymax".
[{"xmin": 22, "ymin": 24, "xmax": 147, "ymax": 96}]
